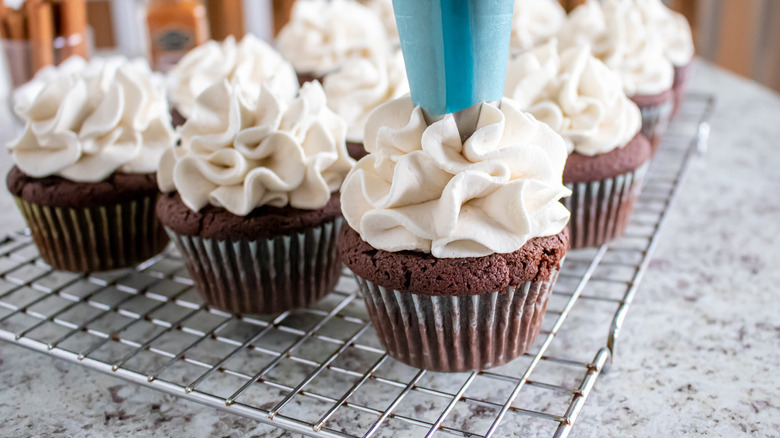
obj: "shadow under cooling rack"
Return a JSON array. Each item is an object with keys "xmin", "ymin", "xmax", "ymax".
[{"xmin": 0, "ymin": 94, "xmax": 715, "ymax": 438}]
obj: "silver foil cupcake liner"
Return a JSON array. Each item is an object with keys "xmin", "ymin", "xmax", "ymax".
[
  {"xmin": 166, "ymin": 217, "xmax": 345, "ymax": 315},
  {"xmin": 637, "ymin": 100, "xmax": 674, "ymax": 155},
  {"xmin": 356, "ymin": 267, "xmax": 561, "ymax": 373},
  {"xmin": 564, "ymin": 163, "xmax": 650, "ymax": 249},
  {"xmin": 14, "ymin": 195, "xmax": 168, "ymax": 273}
]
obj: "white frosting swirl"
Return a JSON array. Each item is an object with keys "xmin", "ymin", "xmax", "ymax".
[
  {"xmin": 341, "ymin": 96, "xmax": 571, "ymax": 259},
  {"xmin": 323, "ymin": 50, "xmax": 409, "ymax": 141},
  {"xmin": 635, "ymin": 0, "xmax": 694, "ymax": 66},
  {"xmin": 276, "ymin": 0, "xmax": 389, "ymax": 77},
  {"xmin": 360, "ymin": 0, "xmax": 399, "ymax": 45},
  {"xmin": 506, "ymin": 40, "xmax": 641, "ymax": 156},
  {"xmin": 13, "ymin": 56, "xmax": 90, "ymax": 116},
  {"xmin": 558, "ymin": 0, "xmax": 674, "ymax": 96},
  {"xmin": 158, "ymin": 81, "xmax": 355, "ymax": 215},
  {"xmin": 510, "ymin": 0, "xmax": 566, "ymax": 54},
  {"xmin": 167, "ymin": 35, "xmax": 299, "ymax": 118},
  {"xmin": 9, "ymin": 57, "xmax": 175, "ymax": 182}
]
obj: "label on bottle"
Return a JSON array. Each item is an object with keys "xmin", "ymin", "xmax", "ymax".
[
  {"xmin": 155, "ymin": 28, "xmax": 194, "ymax": 52},
  {"xmin": 151, "ymin": 26, "xmax": 197, "ymax": 72}
]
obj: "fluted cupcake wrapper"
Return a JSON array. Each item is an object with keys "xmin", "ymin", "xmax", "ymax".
[
  {"xmin": 672, "ymin": 63, "xmax": 693, "ymax": 118},
  {"xmin": 14, "ymin": 195, "xmax": 168, "ymax": 273},
  {"xmin": 166, "ymin": 217, "xmax": 344, "ymax": 315},
  {"xmin": 636, "ymin": 101, "xmax": 674, "ymax": 156},
  {"xmin": 356, "ymin": 267, "xmax": 560, "ymax": 373},
  {"xmin": 564, "ymin": 163, "xmax": 650, "ymax": 250}
]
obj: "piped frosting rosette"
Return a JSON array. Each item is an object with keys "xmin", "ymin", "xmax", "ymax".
[
  {"xmin": 12, "ymin": 56, "xmax": 90, "ymax": 116},
  {"xmin": 9, "ymin": 57, "xmax": 175, "ymax": 182},
  {"xmin": 167, "ymin": 34, "xmax": 299, "ymax": 118},
  {"xmin": 323, "ymin": 49, "xmax": 409, "ymax": 141},
  {"xmin": 505, "ymin": 40, "xmax": 641, "ymax": 156},
  {"xmin": 557, "ymin": 0, "xmax": 673, "ymax": 97},
  {"xmin": 158, "ymin": 81, "xmax": 354, "ymax": 216},
  {"xmin": 276, "ymin": 0, "xmax": 389, "ymax": 78},
  {"xmin": 635, "ymin": 0, "xmax": 694, "ymax": 67},
  {"xmin": 509, "ymin": 0, "xmax": 566, "ymax": 54},
  {"xmin": 361, "ymin": 0, "xmax": 399, "ymax": 45},
  {"xmin": 341, "ymin": 96, "xmax": 571, "ymax": 259}
]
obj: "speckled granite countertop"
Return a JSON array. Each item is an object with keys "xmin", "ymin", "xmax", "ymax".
[{"xmin": 0, "ymin": 62, "xmax": 778, "ymax": 438}]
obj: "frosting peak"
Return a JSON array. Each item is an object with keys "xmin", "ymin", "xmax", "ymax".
[
  {"xmin": 506, "ymin": 40, "xmax": 642, "ymax": 156},
  {"xmin": 9, "ymin": 57, "xmax": 175, "ymax": 182},
  {"xmin": 323, "ymin": 50, "xmax": 410, "ymax": 141},
  {"xmin": 635, "ymin": 0, "xmax": 694, "ymax": 66},
  {"xmin": 360, "ymin": 0, "xmax": 399, "ymax": 45},
  {"xmin": 167, "ymin": 34, "xmax": 299, "ymax": 118},
  {"xmin": 276, "ymin": 0, "xmax": 389, "ymax": 77},
  {"xmin": 510, "ymin": 0, "xmax": 566, "ymax": 54},
  {"xmin": 558, "ymin": 0, "xmax": 674, "ymax": 96},
  {"xmin": 341, "ymin": 96, "xmax": 571, "ymax": 259},
  {"xmin": 158, "ymin": 81, "xmax": 355, "ymax": 215}
]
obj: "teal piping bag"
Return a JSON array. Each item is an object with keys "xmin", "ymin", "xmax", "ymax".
[{"xmin": 393, "ymin": 0, "xmax": 514, "ymax": 117}]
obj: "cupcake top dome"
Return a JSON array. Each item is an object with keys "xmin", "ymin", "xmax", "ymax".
[
  {"xmin": 167, "ymin": 34, "xmax": 299, "ymax": 118},
  {"xmin": 509, "ymin": 0, "xmax": 566, "ymax": 54},
  {"xmin": 505, "ymin": 40, "xmax": 642, "ymax": 156},
  {"xmin": 558, "ymin": 0, "xmax": 674, "ymax": 96},
  {"xmin": 340, "ymin": 96, "xmax": 571, "ymax": 258},
  {"xmin": 323, "ymin": 49, "xmax": 409, "ymax": 142},
  {"xmin": 158, "ymin": 81, "xmax": 354, "ymax": 216},
  {"xmin": 276, "ymin": 0, "xmax": 389, "ymax": 77},
  {"xmin": 9, "ymin": 56, "xmax": 175, "ymax": 182}
]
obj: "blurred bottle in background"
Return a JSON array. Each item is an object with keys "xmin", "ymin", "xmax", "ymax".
[{"xmin": 146, "ymin": 0, "xmax": 208, "ymax": 72}]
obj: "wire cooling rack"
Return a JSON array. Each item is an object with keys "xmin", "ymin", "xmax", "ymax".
[{"xmin": 0, "ymin": 94, "xmax": 714, "ymax": 438}]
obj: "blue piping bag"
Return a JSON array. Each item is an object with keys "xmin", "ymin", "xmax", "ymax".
[{"xmin": 393, "ymin": 0, "xmax": 514, "ymax": 117}]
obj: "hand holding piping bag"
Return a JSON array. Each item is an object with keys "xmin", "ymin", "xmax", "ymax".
[{"xmin": 393, "ymin": 0, "xmax": 515, "ymax": 140}]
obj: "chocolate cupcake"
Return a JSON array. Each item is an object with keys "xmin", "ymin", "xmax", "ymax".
[
  {"xmin": 339, "ymin": 97, "xmax": 571, "ymax": 372},
  {"xmin": 166, "ymin": 34, "xmax": 299, "ymax": 127},
  {"xmin": 558, "ymin": 0, "xmax": 675, "ymax": 154},
  {"xmin": 323, "ymin": 49, "xmax": 409, "ymax": 160},
  {"xmin": 506, "ymin": 41, "xmax": 651, "ymax": 248},
  {"xmin": 7, "ymin": 57, "xmax": 175, "ymax": 272},
  {"xmin": 634, "ymin": 0, "xmax": 695, "ymax": 117},
  {"xmin": 275, "ymin": 0, "xmax": 390, "ymax": 86},
  {"xmin": 341, "ymin": 227, "xmax": 568, "ymax": 372},
  {"xmin": 157, "ymin": 81, "xmax": 355, "ymax": 315}
]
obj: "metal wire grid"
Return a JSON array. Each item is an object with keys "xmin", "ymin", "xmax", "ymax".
[{"xmin": 0, "ymin": 94, "xmax": 714, "ymax": 438}]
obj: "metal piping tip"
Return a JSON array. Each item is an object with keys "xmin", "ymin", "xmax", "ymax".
[{"xmin": 422, "ymin": 101, "xmax": 501, "ymax": 143}]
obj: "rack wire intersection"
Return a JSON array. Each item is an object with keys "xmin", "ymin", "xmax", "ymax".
[{"xmin": 0, "ymin": 95, "xmax": 715, "ymax": 438}]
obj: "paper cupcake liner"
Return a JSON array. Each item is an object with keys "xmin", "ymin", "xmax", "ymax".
[
  {"xmin": 636, "ymin": 100, "xmax": 674, "ymax": 156},
  {"xmin": 166, "ymin": 217, "xmax": 345, "ymax": 315},
  {"xmin": 564, "ymin": 163, "xmax": 650, "ymax": 249},
  {"xmin": 14, "ymin": 195, "xmax": 168, "ymax": 272},
  {"xmin": 356, "ymin": 267, "xmax": 561, "ymax": 373},
  {"xmin": 672, "ymin": 64, "xmax": 692, "ymax": 118}
]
